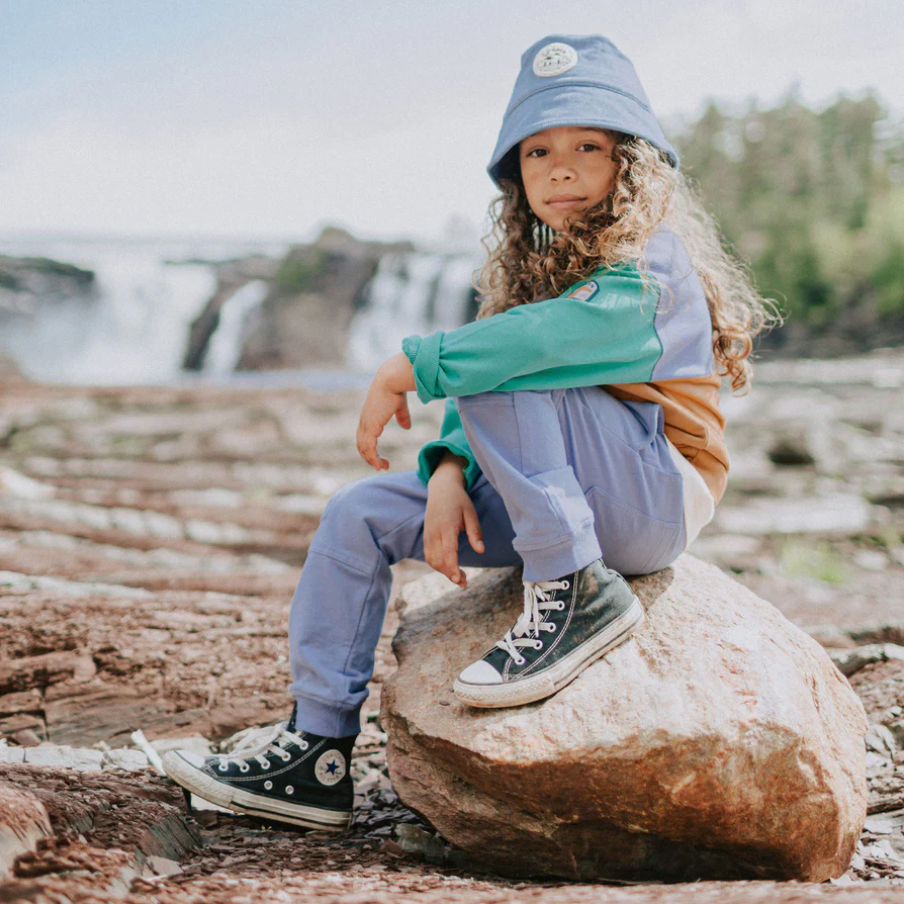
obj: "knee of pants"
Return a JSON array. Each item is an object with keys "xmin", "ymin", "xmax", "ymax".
[
  {"xmin": 455, "ymin": 389, "xmax": 557, "ymax": 417},
  {"xmin": 456, "ymin": 389, "xmax": 548, "ymax": 407},
  {"xmin": 311, "ymin": 472, "xmax": 420, "ymax": 560},
  {"xmin": 316, "ymin": 474, "xmax": 383, "ymax": 531},
  {"xmin": 312, "ymin": 476, "xmax": 373, "ymax": 546}
]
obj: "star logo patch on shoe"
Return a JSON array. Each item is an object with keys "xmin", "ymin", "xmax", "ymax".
[{"xmin": 314, "ymin": 749, "xmax": 347, "ymax": 785}]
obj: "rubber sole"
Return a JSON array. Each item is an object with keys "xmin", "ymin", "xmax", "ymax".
[
  {"xmin": 453, "ymin": 597, "xmax": 645, "ymax": 708},
  {"xmin": 162, "ymin": 751, "xmax": 353, "ymax": 831}
]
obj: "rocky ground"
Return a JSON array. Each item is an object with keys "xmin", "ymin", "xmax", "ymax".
[{"xmin": 1, "ymin": 350, "xmax": 904, "ymax": 901}]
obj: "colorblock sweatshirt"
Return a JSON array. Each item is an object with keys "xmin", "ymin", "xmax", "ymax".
[{"xmin": 402, "ymin": 226, "xmax": 730, "ymax": 504}]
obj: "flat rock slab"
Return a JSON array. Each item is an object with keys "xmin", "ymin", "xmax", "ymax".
[
  {"xmin": 0, "ymin": 781, "xmax": 52, "ymax": 880},
  {"xmin": 0, "ymin": 763, "xmax": 201, "ymax": 890},
  {"xmin": 381, "ymin": 555, "xmax": 869, "ymax": 883}
]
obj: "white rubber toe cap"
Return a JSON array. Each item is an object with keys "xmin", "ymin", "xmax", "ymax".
[
  {"xmin": 165, "ymin": 749, "xmax": 206, "ymax": 769},
  {"xmin": 457, "ymin": 659, "xmax": 503, "ymax": 686}
]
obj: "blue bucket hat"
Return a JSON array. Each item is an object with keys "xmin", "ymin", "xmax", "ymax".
[{"xmin": 487, "ymin": 34, "xmax": 679, "ymax": 188}]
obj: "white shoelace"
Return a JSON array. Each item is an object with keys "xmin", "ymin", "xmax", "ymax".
[
  {"xmin": 216, "ymin": 720, "xmax": 309, "ymax": 773},
  {"xmin": 494, "ymin": 578, "xmax": 570, "ymax": 666}
]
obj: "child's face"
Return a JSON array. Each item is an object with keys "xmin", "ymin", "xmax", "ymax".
[{"xmin": 519, "ymin": 126, "xmax": 618, "ymax": 233}]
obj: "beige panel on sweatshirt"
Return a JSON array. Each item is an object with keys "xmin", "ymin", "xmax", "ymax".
[{"xmin": 606, "ymin": 373, "xmax": 730, "ymax": 504}]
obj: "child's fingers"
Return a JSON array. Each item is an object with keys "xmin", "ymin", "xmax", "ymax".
[
  {"xmin": 462, "ymin": 504, "xmax": 484, "ymax": 554},
  {"xmin": 356, "ymin": 422, "xmax": 389, "ymax": 470},
  {"xmin": 424, "ymin": 535, "xmax": 438, "ymax": 572},
  {"xmin": 395, "ymin": 395, "xmax": 411, "ymax": 430},
  {"xmin": 425, "ymin": 533, "xmax": 459, "ymax": 585},
  {"xmin": 442, "ymin": 528, "xmax": 462, "ymax": 585}
]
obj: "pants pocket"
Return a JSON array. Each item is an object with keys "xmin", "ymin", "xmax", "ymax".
[{"xmin": 585, "ymin": 484, "xmax": 684, "ymax": 576}]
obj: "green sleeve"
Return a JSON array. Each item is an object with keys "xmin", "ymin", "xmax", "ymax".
[
  {"xmin": 401, "ymin": 265, "xmax": 663, "ymax": 404},
  {"xmin": 415, "ymin": 397, "xmax": 482, "ymax": 491}
]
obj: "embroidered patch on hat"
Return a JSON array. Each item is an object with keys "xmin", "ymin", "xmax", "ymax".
[
  {"xmin": 533, "ymin": 42, "xmax": 578, "ymax": 77},
  {"xmin": 567, "ymin": 280, "xmax": 598, "ymax": 302},
  {"xmin": 314, "ymin": 749, "xmax": 347, "ymax": 786}
]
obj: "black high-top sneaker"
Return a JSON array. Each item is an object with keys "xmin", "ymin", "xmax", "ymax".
[
  {"xmin": 453, "ymin": 557, "xmax": 644, "ymax": 708},
  {"xmin": 161, "ymin": 704, "xmax": 356, "ymax": 831}
]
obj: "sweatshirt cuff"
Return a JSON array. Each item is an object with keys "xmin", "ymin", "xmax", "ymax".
[
  {"xmin": 416, "ymin": 440, "xmax": 482, "ymax": 492},
  {"xmin": 402, "ymin": 332, "xmax": 446, "ymax": 404}
]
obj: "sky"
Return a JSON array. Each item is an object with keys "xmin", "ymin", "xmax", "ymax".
[{"xmin": 1, "ymin": 0, "xmax": 902, "ymax": 246}]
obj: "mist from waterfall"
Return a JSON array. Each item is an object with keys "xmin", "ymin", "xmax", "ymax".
[
  {"xmin": 0, "ymin": 238, "xmax": 478, "ymax": 385},
  {"xmin": 0, "ymin": 237, "xmax": 287, "ymax": 384},
  {"xmin": 346, "ymin": 252, "xmax": 479, "ymax": 372}
]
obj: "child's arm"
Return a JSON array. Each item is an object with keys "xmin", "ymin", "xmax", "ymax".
[
  {"xmin": 416, "ymin": 397, "xmax": 482, "ymax": 490},
  {"xmin": 356, "ymin": 356, "xmax": 485, "ymax": 487},
  {"xmin": 356, "ymin": 354, "xmax": 414, "ymax": 471},
  {"xmin": 401, "ymin": 264, "xmax": 698, "ymax": 405},
  {"xmin": 404, "ymin": 264, "xmax": 654, "ymax": 490}
]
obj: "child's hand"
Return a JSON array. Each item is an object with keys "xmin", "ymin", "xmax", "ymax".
[
  {"xmin": 356, "ymin": 354, "xmax": 414, "ymax": 471},
  {"xmin": 425, "ymin": 460, "xmax": 484, "ymax": 588}
]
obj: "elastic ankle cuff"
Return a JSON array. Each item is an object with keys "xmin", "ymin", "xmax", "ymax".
[
  {"xmin": 519, "ymin": 529, "xmax": 601, "ymax": 583},
  {"xmin": 292, "ymin": 696, "xmax": 361, "ymax": 738}
]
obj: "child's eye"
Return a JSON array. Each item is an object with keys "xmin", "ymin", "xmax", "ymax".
[
  {"xmin": 578, "ymin": 143, "xmax": 600, "ymax": 152},
  {"xmin": 525, "ymin": 148, "xmax": 547, "ymax": 158}
]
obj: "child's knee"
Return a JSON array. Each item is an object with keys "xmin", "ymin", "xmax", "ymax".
[
  {"xmin": 454, "ymin": 391, "xmax": 500, "ymax": 413},
  {"xmin": 456, "ymin": 390, "xmax": 519, "ymax": 424},
  {"xmin": 321, "ymin": 474, "xmax": 386, "ymax": 526},
  {"xmin": 456, "ymin": 389, "xmax": 558, "ymax": 412},
  {"xmin": 317, "ymin": 471, "xmax": 423, "ymax": 540},
  {"xmin": 455, "ymin": 390, "xmax": 562, "ymax": 435}
]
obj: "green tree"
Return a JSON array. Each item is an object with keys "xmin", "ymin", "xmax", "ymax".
[{"xmin": 674, "ymin": 91, "xmax": 904, "ymax": 351}]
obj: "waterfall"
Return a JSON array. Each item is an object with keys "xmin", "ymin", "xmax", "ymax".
[
  {"xmin": 347, "ymin": 251, "xmax": 479, "ymax": 372},
  {"xmin": 202, "ymin": 280, "xmax": 269, "ymax": 374},
  {"xmin": 0, "ymin": 237, "xmax": 286, "ymax": 384},
  {"xmin": 0, "ymin": 237, "xmax": 478, "ymax": 384}
]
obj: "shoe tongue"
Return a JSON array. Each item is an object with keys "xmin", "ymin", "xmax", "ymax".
[
  {"xmin": 287, "ymin": 701, "xmax": 299, "ymax": 734},
  {"xmin": 555, "ymin": 566, "xmax": 582, "ymax": 584}
]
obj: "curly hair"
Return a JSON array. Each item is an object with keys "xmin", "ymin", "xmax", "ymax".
[{"xmin": 474, "ymin": 133, "xmax": 781, "ymax": 392}]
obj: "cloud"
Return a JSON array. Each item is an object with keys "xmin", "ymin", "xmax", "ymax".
[
  {"xmin": 0, "ymin": 105, "xmax": 501, "ymax": 241},
  {"xmin": 1, "ymin": 0, "xmax": 901, "ymax": 240}
]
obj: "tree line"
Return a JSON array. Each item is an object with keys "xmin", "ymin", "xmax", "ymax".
[{"xmin": 673, "ymin": 91, "xmax": 904, "ymax": 355}]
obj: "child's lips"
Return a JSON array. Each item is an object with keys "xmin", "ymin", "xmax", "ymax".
[{"xmin": 546, "ymin": 197, "xmax": 585, "ymax": 209}]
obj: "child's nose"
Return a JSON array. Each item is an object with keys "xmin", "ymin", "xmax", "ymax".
[
  {"xmin": 550, "ymin": 166, "xmax": 576, "ymax": 181},
  {"xmin": 548, "ymin": 156, "xmax": 577, "ymax": 181}
]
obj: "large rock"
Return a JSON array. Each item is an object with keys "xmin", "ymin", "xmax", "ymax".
[{"xmin": 380, "ymin": 555, "xmax": 868, "ymax": 883}]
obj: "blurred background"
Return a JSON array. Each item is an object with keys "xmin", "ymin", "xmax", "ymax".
[{"xmin": 2, "ymin": 0, "xmax": 903, "ymax": 384}]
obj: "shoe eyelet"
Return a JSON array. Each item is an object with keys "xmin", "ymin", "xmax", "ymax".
[
  {"xmin": 515, "ymin": 656, "xmax": 526, "ymax": 666},
  {"xmin": 561, "ymin": 580, "xmax": 570, "ymax": 589},
  {"xmin": 260, "ymin": 759, "xmax": 270, "ymax": 770},
  {"xmin": 535, "ymin": 640, "xmax": 544, "ymax": 650},
  {"xmin": 264, "ymin": 780, "xmax": 273, "ymax": 790},
  {"xmin": 239, "ymin": 763, "xmax": 250, "ymax": 773},
  {"xmin": 557, "ymin": 601, "xmax": 566, "ymax": 610},
  {"xmin": 218, "ymin": 764, "xmax": 228, "ymax": 772},
  {"xmin": 280, "ymin": 751, "xmax": 291, "ymax": 762},
  {"xmin": 285, "ymin": 785, "xmax": 294, "ymax": 795},
  {"xmin": 548, "ymin": 623, "xmax": 557, "ymax": 632},
  {"xmin": 300, "ymin": 741, "xmax": 309, "ymax": 750}
]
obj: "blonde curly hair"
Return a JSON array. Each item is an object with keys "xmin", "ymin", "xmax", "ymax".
[{"xmin": 474, "ymin": 132, "xmax": 781, "ymax": 392}]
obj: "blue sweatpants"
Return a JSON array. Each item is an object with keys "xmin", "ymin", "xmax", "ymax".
[{"xmin": 288, "ymin": 386, "xmax": 686, "ymax": 737}]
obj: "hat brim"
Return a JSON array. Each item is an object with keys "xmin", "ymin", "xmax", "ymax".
[{"xmin": 487, "ymin": 83, "xmax": 679, "ymax": 187}]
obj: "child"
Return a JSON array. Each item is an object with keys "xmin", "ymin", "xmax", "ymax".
[{"xmin": 163, "ymin": 34, "xmax": 774, "ymax": 831}]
